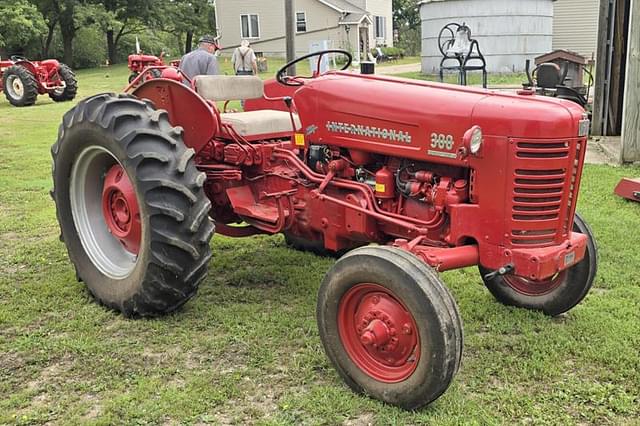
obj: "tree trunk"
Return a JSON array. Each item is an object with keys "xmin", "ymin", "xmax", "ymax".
[
  {"xmin": 42, "ymin": 23, "xmax": 56, "ymax": 58},
  {"xmin": 62, "ymin": 36, "xmax": 73, "ymax": 66},
  {"xmin": 185, "ymin": 31, "xmax": 194, "ymax": 54},
  {"xmin": 107, "ymin": 29, "xmax": 116, "ymax": 65}
]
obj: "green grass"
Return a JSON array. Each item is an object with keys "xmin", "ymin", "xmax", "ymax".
[
  {"xmin": 396, "ymin": 71, "xmax": 527, "ymax": 86},
  {"xmin": 1, "ymin": 63, "xmax": 640, "ymax": 425}
]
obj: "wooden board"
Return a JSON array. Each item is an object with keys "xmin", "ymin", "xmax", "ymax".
[{"xmin": 621, "ymin": 0, "xmax": 640, "ymax": 162}]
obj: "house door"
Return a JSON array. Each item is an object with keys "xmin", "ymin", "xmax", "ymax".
[{"xmin": 359, "ymin": 26, "xmax": 370, "ymax": 61}]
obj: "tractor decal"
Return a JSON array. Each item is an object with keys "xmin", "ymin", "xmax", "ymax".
[{"xmin": 325, "ymin": 121, "xmax": 412, "ymax": 144}]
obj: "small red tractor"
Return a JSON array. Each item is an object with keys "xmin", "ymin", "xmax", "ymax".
[
  {"xmin": 0, "ymin": 56, "xmax": 77, "ymax": 106},
  {"xmin": 127, "ymin": 52, "xmax": 180, "ymax": 85},
  {"xmin": 51, "ymin": 50, "xmax": 597, "ymax": 409}
]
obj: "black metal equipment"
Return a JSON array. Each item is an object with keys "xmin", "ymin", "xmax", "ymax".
[
  {"xmin": 438, "ymin": 23, "xmax": 487, "ymax": 88},
  {"xmin": 523, "ymin": 59, "xmax": 594, "ymax": 109}
]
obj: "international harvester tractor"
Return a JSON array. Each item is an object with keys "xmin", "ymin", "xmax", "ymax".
[
  {"xmin": 1, "ymin": 56, "xmax": 77, "ymax": 106},
  {"xmin": 127, "ymin": 52, "xmax": 181, "ymax": 85},
  {"xmin": 51, "ymin": 50, "xmax": 597, "ymax": 409}
]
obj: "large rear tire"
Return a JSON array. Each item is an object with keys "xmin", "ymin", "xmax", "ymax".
[
  {"xmin": 317, "ymin": 246, "xmax": 463, "ymax": 410},
  {"xmin": 51, "ymin": 93, "xmax": 214, "ymax": 316},
  {"xmin": 2, "ymin": 65, "xmax": 38, "ymax": 107},
  {"xmin": 49, "ymin": 63, "xmax": 78, "ymax": 102},
  {"xmin": 479, "ymin": 213, "xmax": 597, "ymax": 316}
]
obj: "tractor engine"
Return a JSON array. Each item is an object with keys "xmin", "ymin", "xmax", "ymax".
[{"xmin": 214, "ymin": 72, "xmax": 590, "ymax": 280}]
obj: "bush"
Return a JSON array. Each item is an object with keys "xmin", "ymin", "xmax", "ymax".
[{"xmin": 72, "ymin": 27, "xmax": 107, "ymax": 68}]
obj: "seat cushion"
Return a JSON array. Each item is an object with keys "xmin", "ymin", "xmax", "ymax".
[
  {"xmin": 220, "ymin": 110, "xmax": 301, "ymax": 137},
  {"xmin": 195, "ymin": 75, "xmax": 264, "ymax": 101}
]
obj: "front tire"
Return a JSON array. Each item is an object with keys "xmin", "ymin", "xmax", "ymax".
[
  {"xmin": 49, "ymin": 63, "xmax": 78, "ymax": 102},
  {"xmin": 317, "ymin": 246, "xmax": 463, "ymax": 410},
  {"xmin": 51, "ymin": 93, "xmax": 214, "ymax": 316},
  {"xmin": 2, "ymin": 65, "xmax": 38, "ymax": 107},
  {"xmin": 479, "ymin": 213, "xmax": 597, "ymax": 316}
]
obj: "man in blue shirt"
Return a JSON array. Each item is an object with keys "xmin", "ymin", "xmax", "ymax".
[{"xmin": 180, "ymin": 35, "xmax": 220, "ymax": 83}]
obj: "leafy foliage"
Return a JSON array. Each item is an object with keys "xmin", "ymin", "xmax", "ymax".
[
  {"xmin": 392, "ymin": 0, "xmax": 421, "ymax": 56},
  {"xmin": 0, "ymin": 0, "xmax": 47, "ymax": 51}
]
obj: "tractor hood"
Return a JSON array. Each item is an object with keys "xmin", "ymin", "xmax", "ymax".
[{"xmin": 293, "ymin": 71, "xmax": 586, "ymax": 166}]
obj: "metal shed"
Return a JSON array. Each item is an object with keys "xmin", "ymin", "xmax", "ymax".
[{"xmin": 419, "ymin": 0, "xmax": 555, "ymax": 74}]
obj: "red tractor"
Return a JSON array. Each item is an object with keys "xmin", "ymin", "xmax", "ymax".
[
  {"xmin": 51, "ymin": 50, "xmax": 597, "ymax": 410},
  {"xmin": 0, "ymin": 56, "xmax": 77, "ymax": 107},
  {"xmin": 127, "ymin": 52, "xmax": 180, "ymax": 84}
]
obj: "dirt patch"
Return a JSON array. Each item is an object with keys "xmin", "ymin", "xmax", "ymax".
[
  {"xmin": 25, "ymin": 357, "xmax": 74, "ymax": 391},
  {"xmin": 80, "ymin": 393, "xmax": 102, "ymax": 421},
  {"xmin": 343, "ymin": 413, "xmax": 374, "ymax": 426}
]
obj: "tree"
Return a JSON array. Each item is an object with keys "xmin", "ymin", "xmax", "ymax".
[
  {"xmin": 392, "ymin": 0, "xmax": 421, "ymax": 55},
  {"xmin": 0, "ymin": 0, "xmax": 47, "ymax": 52},
  {"xmin": 163, "ymin": 0, "xmax": 216, "ymax": 54},
  {"xmin": 32, "ymin": 0, "xmax": 59, "ymax": 57},
  {"xmin": 96, "ymin": 0, "xmax": 156, "ymax": 64}
]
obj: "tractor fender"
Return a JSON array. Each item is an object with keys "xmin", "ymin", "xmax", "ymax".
[
  {"xmin": 133, "ymin": 79, "xmax": 218, "ymax": 154},
  {"xmin": 12, "ymin": 60, "xmax": 38, "ymax": 76}
]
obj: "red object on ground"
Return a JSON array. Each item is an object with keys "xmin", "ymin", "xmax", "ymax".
[{"xmin": 614, "ymin": 178, "xmax": 640, "ymax": 202}]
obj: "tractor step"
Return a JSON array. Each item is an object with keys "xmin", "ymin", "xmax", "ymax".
[
  {"xmin": 226, "ymin": 185, "xmax": 287, "ymax": 223},
  {"xmin": 614, "ymin": 178, "xmax": 640, "ymax": 202}
]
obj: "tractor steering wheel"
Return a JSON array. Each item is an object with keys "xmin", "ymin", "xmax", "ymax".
[
  {"xmin": 276, "ymin": 49, "xmax": 352, "ymax": 86},
  {"xmin": 10, "ymin": 55, "xmax": 26, "ymax": 62}
]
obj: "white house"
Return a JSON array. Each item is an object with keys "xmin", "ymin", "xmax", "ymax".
[{"xmin": 214, "ymin": 0, "xmax": 393, "ymax": 60}]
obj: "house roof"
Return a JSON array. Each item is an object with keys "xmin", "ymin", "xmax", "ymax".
[
  {"xmin": 317, "ymin": 0, "xmax": 367, "ymax": 14},
  {"xmin": 338, "ymin": 12, "xmax": 373, "ymax": 25}
]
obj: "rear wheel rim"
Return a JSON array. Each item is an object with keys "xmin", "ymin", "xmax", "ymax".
[
  {"xmin": 70, "ymin": 146, "xmax": 140, "ymax": 279},
  {"xmin": 338, "ymin": 283, "xmax": 420, "ymax": 383},
  {"xmin": 7, "ymin": 75, "xmax": 24, "ymax": 99},
  {"xmin": 503, "ymin": 271, "xmax": 566, "ymax": 296}
]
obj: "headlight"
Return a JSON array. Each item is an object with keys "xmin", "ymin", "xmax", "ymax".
[{"xmin": 463, "ymin": 125, "xmax": 483, "ymax": 155}]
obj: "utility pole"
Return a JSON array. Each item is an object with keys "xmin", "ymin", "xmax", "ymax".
[{"xmin": 285, "ymin": 0, "xmax": 296, "ymax": 75}]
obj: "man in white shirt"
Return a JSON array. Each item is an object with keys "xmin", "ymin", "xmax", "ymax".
[{"xmin": 232, "ymin": 40, "xmax": 258, "ymax": 76}]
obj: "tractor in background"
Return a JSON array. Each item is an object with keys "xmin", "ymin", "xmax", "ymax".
[
  {"xmin": 127, "ymin": 52, "xmax": 180, "ymax": 86},
  {"xmin": 0, "ymin": 56, "xmax": 77, "ymax": 107},
  {"xmin": 51, "ymin": 50, "xmax": 597, "ymax": 410}
]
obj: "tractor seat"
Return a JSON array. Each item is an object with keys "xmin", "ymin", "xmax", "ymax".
[
  {"xmin": 195, "ymin": 75, "xmax": 301, "ymax": 139},
  {"xmin": 220, "ymin": 110, "xmax": 301, "ymax": 137}
]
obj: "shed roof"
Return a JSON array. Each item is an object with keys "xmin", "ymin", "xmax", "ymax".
[{"xmin": 535, "ymin": 49, "xmax": 587, "ymax": 65}]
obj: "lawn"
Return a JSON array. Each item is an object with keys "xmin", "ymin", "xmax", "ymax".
[
  {"xmin": 395, "ymin": 71, "xmax": 527, "ymax": 86},
  {"xmin": 1, "ymin": 64, "xmax": 639, "ymax": 425}
]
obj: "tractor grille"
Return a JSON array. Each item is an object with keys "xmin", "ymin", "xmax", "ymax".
[{"xmin": 508, "ymin": 138, "xmax": 586, "ymax": 247}]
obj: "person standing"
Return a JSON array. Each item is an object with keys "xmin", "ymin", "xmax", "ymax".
[
  {"xmin": 232, "ymin": 40, "xmax": 258, "ymax": 76},
  {"xmin": 180, "ymin": 35, "xmax": 220, "ymax": 83}
]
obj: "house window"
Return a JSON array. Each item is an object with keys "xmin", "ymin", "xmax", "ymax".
[
  {"xmin": 375, "ymin": 16, "xmax": 386, "ymax": 39},
  {"xmin": 296, "ymin": 12, "xmax": 307, "ymax": 33},
  {"xmin": 241, "ymin": 14, "xmax": 260, "ymax": 38}
]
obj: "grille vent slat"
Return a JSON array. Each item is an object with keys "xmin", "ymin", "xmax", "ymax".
[{"xmin": 509, "ymin": 139, "xmax": 577, "ymax": 247}]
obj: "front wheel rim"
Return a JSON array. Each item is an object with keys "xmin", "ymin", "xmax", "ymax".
[
  {"xmin": 338, "ymin": 283, "xmax": 420, "ymax": 383},
  {"xmin": 70, "ymin": 146, "xmax": 140, "ymax": 279},
  {"xmin": 7, "ymin": 75, "xmax": 24, "ymax": 99},
  {"xmin": 503, "ymin": 271, "xmax": 566, "ymax": 296}
]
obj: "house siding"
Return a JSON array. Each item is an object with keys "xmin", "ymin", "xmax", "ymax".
[
  {"xmin": 552, "ymin": 0, "xmax": 600, "ymax": 58},
  {"xmin": 216, "ymin": 0, "xmax": 390, "ymax": 57},
  {"xmin": 349, "ymin": 0, "xmax": 394, "ymax": 47}
]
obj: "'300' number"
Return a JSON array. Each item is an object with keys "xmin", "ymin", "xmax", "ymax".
[{"xmin": 430, "ymin": 133, "xmax": 454, "ymax": 150}]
